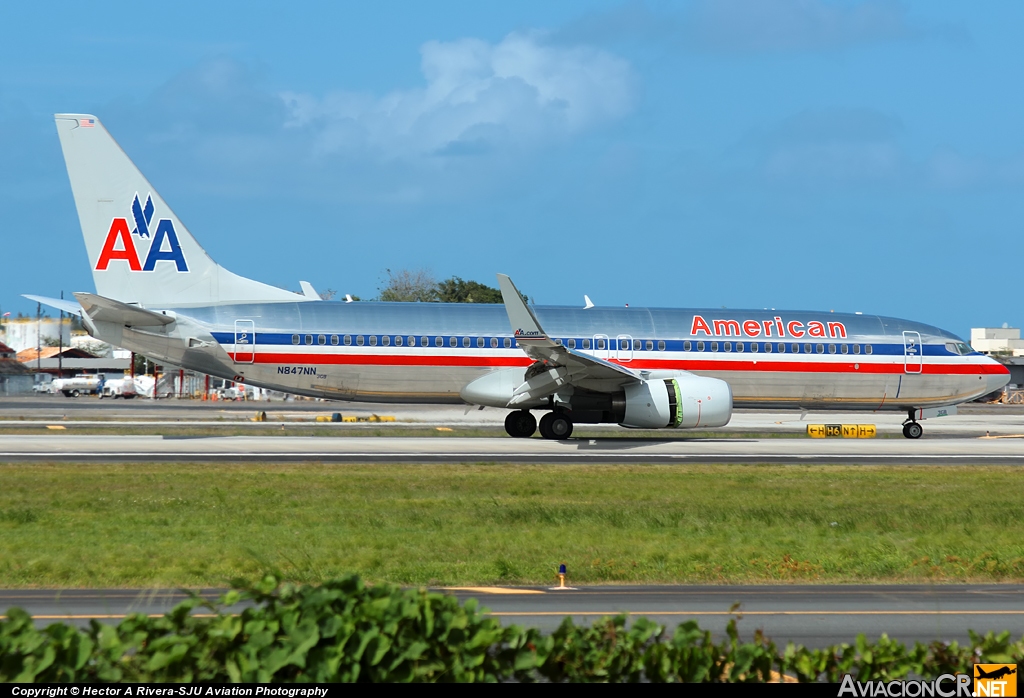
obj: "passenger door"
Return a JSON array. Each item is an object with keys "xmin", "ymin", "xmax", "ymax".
[
  {"xmin": 903, "ymin": 331, "xmax": 922, "ymax": 374},
  {"xmin": 234, "ymin": 319, "xmax": 255, "ymax": 363}
]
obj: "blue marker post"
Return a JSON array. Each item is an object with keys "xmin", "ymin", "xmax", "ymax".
[{"xmin": 558, "ymin": 564, "xmax": 567, "ymax": 589}]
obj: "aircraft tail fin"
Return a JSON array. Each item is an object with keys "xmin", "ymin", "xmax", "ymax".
[{"xmin": 54, "ymin": 114, "xmax": 305, "ymax": 307}]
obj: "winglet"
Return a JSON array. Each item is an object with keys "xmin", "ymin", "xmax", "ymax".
[
  {"xmin": 299, "ymin": 281, "xmax": 321, "ymax": 300},
  {"xmin": 496, "ymin": 274, "xmax": 554, "ymax": 346}
]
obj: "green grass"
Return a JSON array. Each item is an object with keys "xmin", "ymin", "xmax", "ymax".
[{"xmin": 1, "ymin": 462, "xmax": 1022, "ymax": 588}]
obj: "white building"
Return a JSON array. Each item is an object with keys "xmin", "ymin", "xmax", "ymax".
[
  {"xmin": 971, "ymin": 327, "xmax": 1024, "ymax": 357},
  {"xmin": 0, "ymin": 318, "xmax": 72, "ymax": 353}
]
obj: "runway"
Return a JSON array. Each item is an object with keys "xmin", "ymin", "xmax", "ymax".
[
  {"xmin": 5, "ymin": 585, "xmax": 1023, "ymax": 647},
  {"xmin": 1, "ymin": 433, "xmax": 1023, "ymax": 464}
]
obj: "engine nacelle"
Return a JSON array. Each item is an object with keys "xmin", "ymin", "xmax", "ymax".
[{"xmin": 621, "ymin": 374, "xmax": 732, "ymax": 429}]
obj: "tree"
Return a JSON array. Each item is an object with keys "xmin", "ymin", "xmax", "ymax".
[
  {"xmin": 377, "ymin": 268, "xmax": 439, "ymax": 302},
  {"xmin": 318, "ymin": 289, "xmax": 338, "ymax": 301},
  {"xmin": 435, "ymin": 276, "xmax": 503, "ymax": 304}
]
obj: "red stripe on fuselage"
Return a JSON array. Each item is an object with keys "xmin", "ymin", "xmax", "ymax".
[{"xmin": 232, "ymin": 352, "xmax": 1005, "ymax": 375}]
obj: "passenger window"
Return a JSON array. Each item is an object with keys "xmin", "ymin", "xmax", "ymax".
[
  {"xmin": 583, "ymin": 339, "xmax": 591, "ymax": 349},
  {"xmin": 804, "ymin": 343, "xmax": 812, "ymax": 353},
  {"xmin": 477, "ymin": 337, "xmax": 484, "ymax": 348},
  {"xmin": 683, "ymin": 341, "xmax": 691, "ymax": 352},
  {"xmin": 491, "ymin": 337, "xmax": 499, "ymax": 348},
  {"xmin": 777, "ymin": 343, "xmax": 785, "ymax": 353},
  {"xmin": 568, "ymin": 339, "xmax": 576, "ymax": 349},
  {"xmin": 646, "ymin": 340, "xmax": 654, "ymax": 351},
  {"xmin": 369, "ymin": 336, "xmax": 378, "ymax": 346},
  {"xmin": 853, "ymin": 344, "xmax": 860, "ymax": 354},
  {"xmin": 841, "ymin": 344, "xmax": 849, "ymax": 354},
  {"xmin": 791, "ymin": 344, "xmax": 799, "ymax": 353},
  {"xmin": 816, "ymin": 344, "xmax": 824, "ymax": 354},
  {"xmin": 504, "ymin": 337, "xmax": 512, "ymax": 348},
  {"xmin": 711, "ymin": 342, "xmax": 719, "ymax": 352},
  {"xmin": 697, "ymin": 341, "xmax": 704, "ymax": 352},
  {"xmin": 828, "ymin": 344, "xmax": 836, "ymax": 354},
  {"xmin": 633, "ymin": 339, "xmax": 642, "ymax": 350},
  {"xmin": 750, "ymin": 342, "xmax": 758, "ymax": 353},
  {"xmin": 356, "ymin": 336, "xmax": 364, "ymax": 346},
  {"xmin": 736, "ymin": 342, "xmax": 744, "ymax": 352},
  {"xmin": 449, "ymin": 336, "xmax": 457, "ymax": 347},
  {"xmin": 436, "ymin": 337, "xmax": 444, "ymax": 347},
  {"xmin": 331, "ymin": 335, "xmax": 339, "ymax": 346},
  {"xmin": 395, "ymin": 336, "xmax": 403, "ymax": 347},
  {"xmin": 724, "ymin": 342, "xmax": 732, "ymax": 352},
  {"xmin": 657, "ymin": 340, "xmax": 666, "ymax": 351},
  {"xmin": 305, "ymin": 334, "xmax": 313, "ymax": 345},
  {"xmin": 865, "ymin": 345, "xmax": 873, "ymax": 354},
  {"xmin": 597, "ymin": 338, "xmax": 606, "ymax": 350},
  {"xmin": 764, "ymin": 342, "xmax": 772, "ymax": 353},
  {"xmin": 318, "ymin": 334, "xmax": 326, "ymax": 345},
  {"xmin": 383, "ymin": 336, "xmax": 391, "ymax": 346},
  {"xmin": 344, "ymin": 335, "xmax": 352, "ymax": 346},
  {"xmin": 291, "ymin": 334, "xmax": 299, "ymax": 345},
  {"xmin": 420, "ymin": 336, "xmax": 428, "ymax": 347}
]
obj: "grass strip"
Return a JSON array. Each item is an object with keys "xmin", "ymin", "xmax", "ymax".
[{"xmin": 0, "ymin": 462, "xmax": 1022, "ymax": 587}]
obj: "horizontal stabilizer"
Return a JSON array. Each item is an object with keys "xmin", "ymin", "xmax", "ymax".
[
  {"xmin": 22, "ymin": 295, "xmax": 83, "ymax": 317},
  {"xmin": 74, "ymin": 292, "xmax": 175, "ymax": 326}
]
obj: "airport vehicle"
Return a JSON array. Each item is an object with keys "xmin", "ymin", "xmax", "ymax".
[
  {"xmin": 51, "ymin": 374, "xmax": 100, "ymax": 398},
  {"xmin": 99, "ymin": 376, "xmax": 137, "ymax": 399},
  {"xmin": 27, "ymin": 115, "xmax": 1009, "ymax": 439}
]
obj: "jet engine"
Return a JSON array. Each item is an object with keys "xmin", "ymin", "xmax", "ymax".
[{"xmin": 620, "ymin": 374, "xmax": 732, "ymax": 429}]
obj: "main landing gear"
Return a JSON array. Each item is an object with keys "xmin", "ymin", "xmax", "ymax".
[
  {"xmin": 503, "ymin": 410, "xmax": 574, "ymax": 440},
  {"xmin": 902, "ymin": 411, "xmax": 923, "ymax": 439}
]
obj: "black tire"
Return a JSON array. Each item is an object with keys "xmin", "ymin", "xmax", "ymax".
[
  {"xmin": 504, "ymin": 410, "xmax": 537, "ymax": 438},
  {"xmin": 71, "ymin": 390, "xmax": 80, "ymax": 398},
  {"xmin": 539, "ymin": 412, "xmax": 573, "ymax": 440},
  {"xmin": 905, "ymin": 422, "xmax": 923, "ymax": 439}
]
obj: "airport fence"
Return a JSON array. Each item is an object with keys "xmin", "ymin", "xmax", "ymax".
[{"xmin": 1, "ymin": 574, "xmax": 1022, "ymax": 683}]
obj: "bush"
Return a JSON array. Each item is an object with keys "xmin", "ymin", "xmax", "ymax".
[{"xmin": 2, "ymin": 574, "xmax": 1023, "ymax": 682}]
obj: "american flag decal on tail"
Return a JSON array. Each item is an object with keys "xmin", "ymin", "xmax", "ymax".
[{"xmin": 80, "ymin": 118, "xmax": 94, "ymax": 128}]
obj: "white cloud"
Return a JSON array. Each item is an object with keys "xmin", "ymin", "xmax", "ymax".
[{"xmin": 280, "ymin": 32, "xmax": 636, "ymax": 159}]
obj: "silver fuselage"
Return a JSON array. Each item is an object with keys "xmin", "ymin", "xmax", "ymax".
[{"xmin": 93, "ymin": 301, "xmax": 1009, "ymax": 411}]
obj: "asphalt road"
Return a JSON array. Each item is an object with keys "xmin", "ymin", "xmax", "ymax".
[
  {"xmin": 0, "ymin": 433, "xmax": 1022, "ymax": 464},
  {"xmin": 5, "ymin": 585, "xmax": 1023, "ymax": 647}
]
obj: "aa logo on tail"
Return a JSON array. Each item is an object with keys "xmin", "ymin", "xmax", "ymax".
[{"xmin": 95, "ymin": 194, "xmax": 189, "ymax": 272}]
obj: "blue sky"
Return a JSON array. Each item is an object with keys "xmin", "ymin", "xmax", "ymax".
[{"xmin": 1, "ymin": 0, "xmax": 1022, "ymax": 338}]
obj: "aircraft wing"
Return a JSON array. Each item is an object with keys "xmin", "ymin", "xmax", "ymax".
[
  {"xmin": 497, "ymin": 274, "xmax": 638, "ymax": 405},
  {"xmin": 74, "ymin": 292, "xmax": 175, "ymax": 326},
  {"xmin": 22, "ymin": 294, "xmax": 84, "ymax": 317}
]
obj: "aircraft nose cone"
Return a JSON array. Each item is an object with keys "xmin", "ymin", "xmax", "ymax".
[{"xmin": 983, "ymin": 359, "xmax": 1011, "ymax": 396}]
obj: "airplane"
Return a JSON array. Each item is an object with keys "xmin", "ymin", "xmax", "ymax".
[
  {"xmin": 26, "ymin": 114, "xmax": 1010, "ymax": 440},
  {"xmin": 976, "ymin": 666, "xmax": 1016, "ymax": 680}
]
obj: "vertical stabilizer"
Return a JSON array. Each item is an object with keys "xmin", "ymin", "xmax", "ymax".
[{"xmin": 54, "ymin": 114, "xmax": 304, "ymax": 306}]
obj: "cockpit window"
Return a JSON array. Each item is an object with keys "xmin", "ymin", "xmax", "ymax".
[{"xmin": 946, "ymin": 341, "xmax": 972, "ymax": 355}]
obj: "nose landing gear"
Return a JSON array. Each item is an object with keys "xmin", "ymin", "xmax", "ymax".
[{"xmin": 902, "ymin": 411, "xmax": 923, "ymax": 439}]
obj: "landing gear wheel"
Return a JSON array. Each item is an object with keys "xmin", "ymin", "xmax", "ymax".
[
  {"xmin": 539, "ymin": 412, "xmax": 573, "ymax": 440},
  {"xmin": 902, "ymin": 422, "xmax": 923, "ymax": 439},
  {"xmin": 504, "ymin": 410, "xmax": 537, "ymax": 438}
]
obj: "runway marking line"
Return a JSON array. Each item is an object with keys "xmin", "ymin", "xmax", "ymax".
[
  {"xmin": 445, "ymin": 587, "xmax": 545, "ymax": 595},
  {"xmin": 490, "ymin": 610, "xmax": 1024, "ymax": 617},
  {"xmin": 10, "ymin": 610, "xmax": 1024, "ymax": 622}
]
